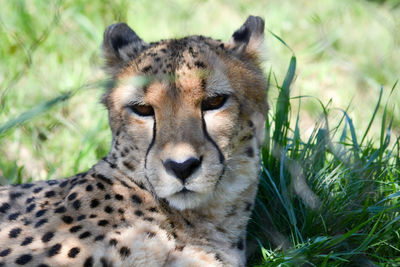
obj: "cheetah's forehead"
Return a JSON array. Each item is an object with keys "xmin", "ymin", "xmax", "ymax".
[
  {"xmin": 115, "ymin": 37, "xmax": 233, "ymax": 106},
  {"xmin": 133, "ymin": 37, "xmax": 224, "ymax": 75}
]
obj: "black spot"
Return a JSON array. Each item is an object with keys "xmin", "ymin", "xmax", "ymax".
[
  {"xmin": 104, "ymin": 206, "xmax": 113, "ymax": 213},
  {"xmin": 47, "ymin": 243, "xmax": 61, "ymax": 257},
  {"xmin": 86, "ymin": 185, "xmax": 93, "ymax": 192},
  {"xmin": 8, "ymin": 212, "xmax": 20, "ymax": 220},
  {"xmin": 79, "ymin": 231, "xmax": 91, "ymax": 239},
  {"xmin": 144, "ymin": 217, "xmax": 154, "ymax": 222},
  {"xmin": 10, "ymin": 191, "xmax": 23, "ymax": 199},
  {"xmin": 98, "ymin": 220, "xmax": 109, "ymax": 226},
  {"xmin": 69, "ymin": 225, "xmax": 82, "ymax": 233},
  {"xmin": 83, "ymin": 256, "xmax": 93, "ymax": 267},
  {"xmin": 109, "ymin": 239, "xmax": 118, "ymax": 246},
  {"xmin": 67, "ymin": 192, "xmax": 77, "ymax": 201},
  {"xmin": 216, "ymin": 226, "xmax": 227, "ymax": 233},
  {"xmin": 146, "ymin": 231, "xmax": 156, "ymax": 238},
  {"xmin": 89, "ymin": 214, "xmax": 97, "ymax": 218},
  {"xmin": 201, "ymin": 79, "xmax": 207, "ymax": 90},
  {"xmin": 131, "ymin": 195, "xmax": 142, "ymax": 204},
  {"xmin": 21, "ymin": 183, "xmax": 34, "ymax": 189},
  {"xmin": 237, "ymin": 238, "xmax": 244, "ymax": 250},
  {"xmin": 67, "ymin": 247, "xmax": 80, "ymax": 258},
  {"xmin": 37, "ymin": 264, "xmax": 50, "ymax": 267},
  {"xmin": 95, "ymin": 173, "xmax": 113, "ymax": 185},
  {"xmin": 44, "ymin": 191, "xmax": 55, "ymax": 198},
  {"xmin": 26, "ymin": 203, "xmax": 36, "ymax": 213},
  {"xmin": 245, "ymin": 202, "xmax": 252, "ymax": 211},
  {"xmin": 122, "ymin": 161, "xmax": 135, "ymax": 170},
  {"xmin": 39, "ymin": 201, "xmax": 48, "ymax": 208},
  {"xmin": 21, "ymin": 218, "xmax": 31, "ymax": 226},
  {"xmin": 134, "ymin": 210, "xmax": 143, "ymax": 217},
  {"xmin": 105, "ymin": 194, "xmax": 111, "ymax": 200},
  {"xmin": 0, "ymin": 203, "xmax": 10, "ymax": 213},
  {"xmin": 245, "ymin": 147, "xmax": 254, "ymax": 157},
  {"xmin": 33, "ymin": 187, "xmax": 43, "ymax": 193},
  {"xmin": 36, "ymin": 209, "xmax": 47, "ymax": 217},
  {"xmin": 240, "ymin": 134, "xmax": 253, "ymax": 142},
  {"xmin": 119, "ymin": 247, "xmax": 131, "ymax": 258},
  {"xmin": 21, "ymin": 237, "xmax": 33, "ymax": 246},
  {"xmin": 121, "ymin": 181, "xmax": 132, "ymax": 190},
  {"xmin": 25, "ymin": 197, "xmax": 35, "ymax": 204},
  {"xmin": 72, "ymin": 200, "xmax": 81, "ymax": 210},
  {"xmin": 172, "ymin": 232, "xmax": 178, "ymax": 239},
  {"xmin": 100, "ymin": 257, "xmax": 113, "ymax": 267},
  {"xmin": 46, "ymin": 180, "xmax": 59, "ymax": 185},
  {"xmin": 34, "ymin": 219, "xmax": 48, "ymax": 228},
  {"xmin": 59, "ymin": 180, "xmax": 69, "ymax": 188},
  {"xmin": 175, "ymin": 244, "xmax": 185, "ymax": 251},
  {"xmin": 41, "ymin": 232, "xmax": 54, "ymax": 243},
  {"xmin": 78, "ymin": 179, "xmax": 87, "ymax": 184},
  {"xmin": 77, "ymin": 215, "xmax": 86, "ymax": 221},
  {"xmin": 9, "ymin": 227, "xmax": 22, "ymax": 238},
  {"xmin": 95, "ymin": 235, "xmax": 105, "ymax": 241},
  {"xmin": 62, "ymin": 215, "xmax": 73, "ymax": 224},
  {"xmin": 142, "ymin": 65, "xmax": 152, "ymax": 73},
  {"xmin": 184, "ymin": 218, "xmax": 193, "ymax": 227},
  {"xmin": 90, "ymin": 199, "xmax": 100, "ymax": 208},
  {"xmin": 115, "ymin": 194, "xmax": 124, "ymax": 201},
  {"xmin": 97, "ymin": 183, "xmax": 105, "ymax": 190},
  {"xmin": 54, "ymin": 206, "xmax": 66, "ymax": 213},
  {"xmin": 194, "ymin": 61, "xmax": 206, "ymax": 69},
  {"xmin": 118, "ymin": 209, "xmax": 124, "ymax": 214},
  {"xmin": 15, "ymin": 254, "xmax": 32, "ymax": 265},
  {"xmin": 148, "ymin": 207, "xmax": 158, "ymax": 213},
  {"xmin": 0, "ymin": 248, "xmax": 11, "ymax": 257}
]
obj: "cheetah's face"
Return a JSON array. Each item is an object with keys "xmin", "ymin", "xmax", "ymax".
[{"xmin": 102, "ymin": 18, "xmax": 267, "ymax": 210}]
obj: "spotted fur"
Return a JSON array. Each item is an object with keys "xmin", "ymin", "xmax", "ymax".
[{"xmin": 0, "ymin": 16, "xmax": 268, "ymax": 267}]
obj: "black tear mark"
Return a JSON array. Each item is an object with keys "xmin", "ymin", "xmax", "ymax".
[
  {"xmin": 201, "ymin": 111, "xmax": 225, "ymax": 164},
  {"xmin": 144, "ymin": 118, "xmax": 157, "ymax": 169}
]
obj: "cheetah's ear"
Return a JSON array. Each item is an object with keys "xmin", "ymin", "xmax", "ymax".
[
  {"xmin": 227, "ymin": 16, "xmax": 265, "ymax": 58},
  {"xmin": 102, "ymin": 23, "xmax": 148, "ymax": 75}
]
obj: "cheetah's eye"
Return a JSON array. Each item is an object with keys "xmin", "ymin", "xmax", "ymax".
[
  {"xmin": 127, "ymin": 104, "xmax": 155, "ymax": 117},
  {"xmin": 201, "ymin": 95, "xmax": 229, "ymax": 111}
]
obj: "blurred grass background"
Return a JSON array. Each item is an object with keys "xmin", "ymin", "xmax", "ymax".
[{"xmin": 1, "ymin": 0, "xmax": 399, "ymax": 265}]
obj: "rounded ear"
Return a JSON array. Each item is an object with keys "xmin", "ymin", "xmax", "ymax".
[
  {"xmin": 227, "ymin": 16, "xmax": 265, "ymax": 58},
  {"xmin": 102, "ymin": 23, "xmax": 148, "ymax": 75}
]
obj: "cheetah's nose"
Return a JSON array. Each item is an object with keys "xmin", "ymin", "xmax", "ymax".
[{"xmin": 163, "ymin": 157, "xmax": 202, "ymax": 183}]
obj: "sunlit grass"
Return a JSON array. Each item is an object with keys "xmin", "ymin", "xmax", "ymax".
[{"xmin": 248, "ymin": 50, "xmax": 399, "ymax": 266}]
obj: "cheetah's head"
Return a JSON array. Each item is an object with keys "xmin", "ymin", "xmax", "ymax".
[{"xmin": 102, "ymin": 16, "xmax": 268, "ymax": 210}]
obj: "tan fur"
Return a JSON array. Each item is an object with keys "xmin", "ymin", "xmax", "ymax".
[{"xmin": 0, "ymin": 16, "xmax": 267, "ymax": 266}]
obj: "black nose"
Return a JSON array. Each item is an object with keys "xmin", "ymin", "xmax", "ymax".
[{"xmin": 163, "ymin": 157, "xmax": 201, "ymax": 183}]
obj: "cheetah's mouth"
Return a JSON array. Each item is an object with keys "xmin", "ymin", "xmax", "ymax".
[{"xmin": 177, "ymin": 187, "xmax": 193, "ymax": 195}]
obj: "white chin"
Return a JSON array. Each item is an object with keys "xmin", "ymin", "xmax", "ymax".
[{"xmin": 166, "ymin": 191, "xmax": 209, "ymax": 210}]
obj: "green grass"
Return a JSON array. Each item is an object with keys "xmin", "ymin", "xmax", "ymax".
[
  {"xmin": 1, "ymin": 0, "xmax": 399, "ymax": 266},
  {"xmin": 248, "ymin": 51, "xmax": 400, "ymax": 266}
]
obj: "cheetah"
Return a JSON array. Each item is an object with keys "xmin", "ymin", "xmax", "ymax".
[{"xmin": 0, "ymin": 16, "xmax": 268, "ymax": 267}]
